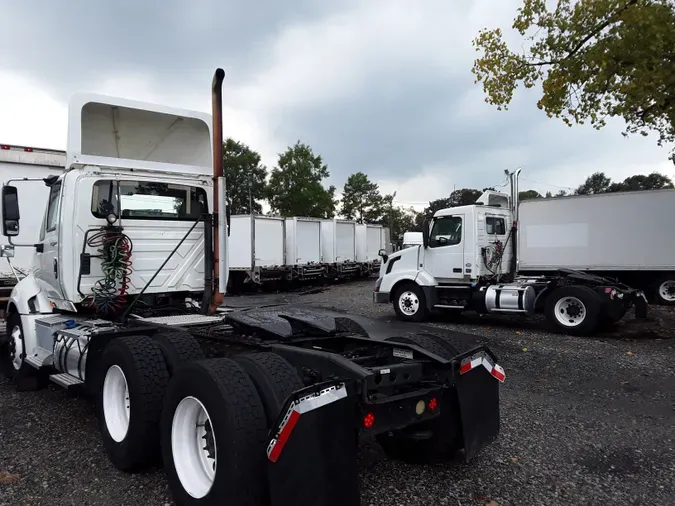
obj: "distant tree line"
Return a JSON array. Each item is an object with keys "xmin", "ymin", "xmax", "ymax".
[{"xmin": 222, "ymin": 137, "xmax": 674, "ymax": 245}]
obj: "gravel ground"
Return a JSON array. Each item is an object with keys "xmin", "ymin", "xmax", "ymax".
[{"xmin": 1, "ymin": 279, "xmax": 674, "ymax": 505}]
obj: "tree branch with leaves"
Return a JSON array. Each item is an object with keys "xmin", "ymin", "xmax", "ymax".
[{"xmin": 472, "ymin": 0, "xmax": 675, "ymax": 162}]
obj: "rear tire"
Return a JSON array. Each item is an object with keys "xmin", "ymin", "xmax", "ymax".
[
  {"xmin": 234, "ymin": 352, "xmax": 304, "ymax": 426},
  {"xmin": 161, "ymin": 358, "xmax": 268, "ymax": 506},
  {"xmin": 152, "ymin": 331, "xmax": 205, "ymax": 376},
  {"xmin": 377, "ymin": 334, "xmax": 462, "ymax": 464},
  {"xmin": 545, "ymin": 285, "xmax": 601, "ymax": 336},
  {"xmin": 98, "ymin": 335, "xmax": 169, "ymax": 472},
  {"xmin": 393, "ymin": 283, "xmax": 428, "ymax": 322},
  {"xmin": 654, "ymin": 275, "xmax": 675, "ymax": 306}
]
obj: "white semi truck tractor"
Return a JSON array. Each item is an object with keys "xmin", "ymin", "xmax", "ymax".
[
  {"xmin": 374, "ymin": 170, "xmax": 649, "ymax": 336},
  {"xmin": 0, "ymin": 69, "xmax": 506, "ymax": 506}
]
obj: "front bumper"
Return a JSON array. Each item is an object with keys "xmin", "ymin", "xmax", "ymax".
[{"xmin": 373, "ymin": 291, "xmax": 389, "ymax": 303}]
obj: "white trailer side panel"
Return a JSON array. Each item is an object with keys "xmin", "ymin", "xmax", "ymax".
[
  {"xmin": 366, "ymin": 225, "xmax": 382, "ymax": 262},
  {"xmin": 254, "ymin": 217, "xmax": 285, "ymax": 267},
  {"xmin": 336, "ymin": 221, "xmax": 356, "ymax": 262},
  {"xmin": 355, "ymin": 224, "xmax": 367, "ymax": 262},
  {"xmin": 320, "ymin": 220, "xmax": 336, "ymax": 263},
  {"xmin": 229, "ymin": 215, "xmax": 253, "ymax": 269},
  {"xmin": 295, "ymin": 218, "xmax": 322, "ymax": 264},
  {"xmin": 518, "ymin": 189, "xmax": 675, "ymax": 270}
]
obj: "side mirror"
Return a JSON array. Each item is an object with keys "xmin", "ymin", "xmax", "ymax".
[
  {"xmin": 378, "ymin": 248, "xmax": 388, "ymax": 263},
  {"xmin": 422, "ymin": 219, "xmax": 430, "ymax": 248},
  {"xmin": 1, "ymin": 185, "xmax": 20, "ymax": 237}
]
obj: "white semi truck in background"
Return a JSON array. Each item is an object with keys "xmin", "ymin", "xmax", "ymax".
[
  {"xmin": 0, "ymin": 69, "xmax": 505, "ymax": 506},
  {"xmin": 0, "ymin": 145, "xmax": 65, "ymax": 311},
  {"xmin": 374, "ymin": 170, "xmax": 656, "ymax": 336}
]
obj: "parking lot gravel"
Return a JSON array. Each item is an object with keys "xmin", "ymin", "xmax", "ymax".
[{"xmin": 1, "ymin": 278, "xmax": 674, "ymax": 505}]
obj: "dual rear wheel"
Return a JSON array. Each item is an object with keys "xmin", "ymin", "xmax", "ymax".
[{"xmin": 97, "ymin": 332, "xmax": 303, "ymax": 505}]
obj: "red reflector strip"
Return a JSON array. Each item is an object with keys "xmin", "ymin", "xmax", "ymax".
[
  {"xmin": 459, "ymin": 357, "xmax": 482, "ymax": 375},
  {"xmin": 267, "ymin": 383, "xmax": 347, "ymax": 463},
  {"xmin": 267, "ymin": 409, "xmax": 300, "ymax": 463},
  {"xmin": 491, "ymin": 364, "xmax": 505, "ymax": 382},
  {"xmin": 459, "ymin": 355, "xmax": 506, "ymax": 383}
]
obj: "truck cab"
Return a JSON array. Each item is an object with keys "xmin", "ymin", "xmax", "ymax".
[
  {"xmin": 1, "ymin": 93, "xmax": 227, "ymax": 372},
  {"xmin": 374, "ymin": 188, "xmax": 644, "ymax": 336},
  {"xmin": 375, "ymin": 191, "xmax": 513, "ymax": 298}
]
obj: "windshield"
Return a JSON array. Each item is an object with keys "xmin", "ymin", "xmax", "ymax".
[{"xmin": 91, "ymin": 180, "xmax": 208, "ymax": 221}]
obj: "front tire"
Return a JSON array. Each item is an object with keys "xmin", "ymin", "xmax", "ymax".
[
  {"xmin": 161, "ymin": 359, "xmax": 268, "ymax": 506},
  {"xmin": 0, "ymin": 313, "xmax": 34, "ymax": 383},
  {"xmin": 545, "ymin": 285, "xmax": 601, "ymax": 336},
  {"xmin": 393, "ymin": 283, "xmax": 429, "ymax": 322},
  {"xmin": 98, "ymin": 335, "xmax": 169, "ymax": 471}
]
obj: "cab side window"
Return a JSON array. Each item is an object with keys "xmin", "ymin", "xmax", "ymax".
[
  {"xmin": 45, "ymin": 182, "xmax": 62, "ymax": 233},
  {"xmin": 429, "ymin": 216, "xmax": 462, "ymax": 247},
  {"xmin": 486, "ymin": 216, "xmax": 506, "ymax": 235}
]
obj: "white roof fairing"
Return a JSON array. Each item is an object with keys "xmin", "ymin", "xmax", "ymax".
[{"xmin": 66, "ymin": 93, "xmax": 213, "ymax": 176}]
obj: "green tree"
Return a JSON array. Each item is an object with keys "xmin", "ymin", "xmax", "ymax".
[
  {"xmin": 266, "ymin": 141, "xmax": 337, "ymax": 217},
  {"xmin": 222, "ymin": 138, "xmax": 268, "ymax": 214},
  {"xmin": 340, "ymin": 172, "xmax": 385, "ymax": 223},
  {"xmin": 611, "ymin": 172, "xmax": 674, "ymax": 191},
  {"xmin": 576, "ymin": 170, "xmax": 673, "ymax": 194},
  {"xmin": 387, "ymin": 205, "xmax": 419, "ymax": 246},
  {"xmin": 449, "ymin": 188, "xmax": 484, "ymax": 206},
  {"xmin": 576, "ymin": 172, "xmax": 612, "ymax": 194},
  {"xmin": 519, "ymin": 189, "xmax": 543, "ymax": 200},
  {"xmin": 472, "ymin": 0, "xmax": 675, "ymax": 162}
]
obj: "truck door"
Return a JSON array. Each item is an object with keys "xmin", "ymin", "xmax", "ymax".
[
  {"xmin": 34, "ymin": 180, "xmax": 65, "ymax": 301},
  {"xmin": 422, "ymin": 214, "xmax": 465, "ymax": 282}
]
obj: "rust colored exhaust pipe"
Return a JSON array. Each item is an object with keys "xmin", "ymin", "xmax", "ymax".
[{"xmin": 209, "ymin": 68, "xmax": 226, "ymax": 314}]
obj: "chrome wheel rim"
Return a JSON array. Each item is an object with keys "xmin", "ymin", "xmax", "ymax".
[
  {"xmin": 103, "ymin": 365, "xmax": 131, "ymax": 443},
  {"xmin": 10, "ymin": 325, "xmax": 23, "ymax": 371},
  {"xmin": 398, "ymin": 291, "xmax": 420, "ymax": 316},
  {"xmin": 554, "ymin": 296, "xmax": 586, "ymax": 327},
  {"xmin": 172, "ymin": 396, "xmax": 217, "ymax": 499}
]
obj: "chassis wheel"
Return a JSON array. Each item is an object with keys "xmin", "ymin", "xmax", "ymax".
[
  {"xmin": 0, "ymin": 313, "xmax": 36, "ymax": 384},
  {"xmin": 545, "ymin": 285, "xmax": 602, "ymax": 336},
  {"xmin": 654, "ymin": 276, "xmax": 675, "ymax": 306},
  {"xmin": 377, "ymin": 334, "xmax": 462, "ymax": 463},
  {"xmin": 234, "ymin": 352, "xmax": 304, "ymax": 426},
  {"xmin": 161, "ymin": 358, "xmax": 268, "ymax": 506},
  {"xmin": 98, "ymin": 335, "xmax": 169, "ymax": 471},
  {"xmin": 393, "ymin": 283, "xmax": 428, "ymax": 322},
  {"xmin": 152, "ymin": 330, "xmax": 205, "ymax": 376}
]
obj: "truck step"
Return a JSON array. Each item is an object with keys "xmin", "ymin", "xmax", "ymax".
[
  {"xmin": 25, "ymin": 352, "xmax": 53, "ymax": 370},
  {"xmin": 49, "ymin": 373, "xmax": 84, "ymax": 391},
  {"xmin": 434, "ymin": 304, "xmax": 465, "ymax": 309}
]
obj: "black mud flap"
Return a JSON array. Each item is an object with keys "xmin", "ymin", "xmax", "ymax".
[
  {"xmin": 266, "ymin": 381, "xmax": 361, "ymax": 506},
  {"xmin": 456, "ymin": 363, "xmax": 501, "ymax": 462}
]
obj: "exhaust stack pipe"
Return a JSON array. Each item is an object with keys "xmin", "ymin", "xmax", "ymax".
[{"xmin": 209, "ymin": 68, "xmax": 226, "ymax": 314}]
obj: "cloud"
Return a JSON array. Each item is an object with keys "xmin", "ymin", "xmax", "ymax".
[{"xmin": 0, "ymin": 0, "xmax": 671, "ymax": 210}]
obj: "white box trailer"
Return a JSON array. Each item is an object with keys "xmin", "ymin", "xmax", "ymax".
[
  {"xmin": 229, "ymin": 214, "xmax": 287, "ymax": 285},
  {"xmin": 0, "ymin": 144, "xmax": 65, "ymax": 306},
  {"xmin": 284, "ymin": 216, "xmax": 325, "ymax": 279},
  {"xmin": 355, "ymin": 224, "xmax": 389, "ymax": 274},
  {"xmin": 320, "ymin": 219, "xmax": 358, "ymax": 276},
  {"xmin": 518, "ymin": 189, "xmax": 675, "ymax": 304}
]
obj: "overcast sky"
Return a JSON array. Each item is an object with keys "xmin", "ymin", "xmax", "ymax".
[{"xmin": 1, "ymin": 0, "xmax": 672, "ymax": 210}]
